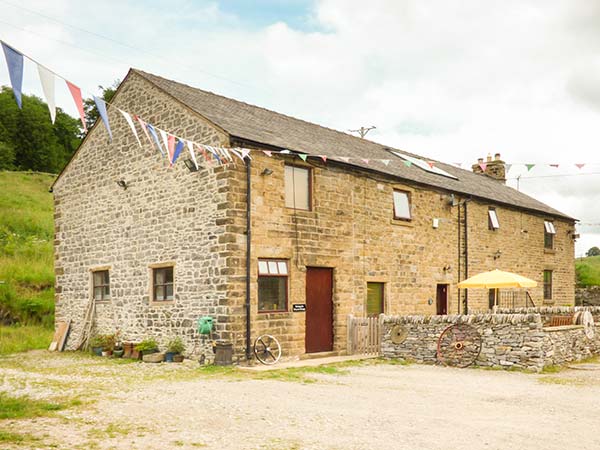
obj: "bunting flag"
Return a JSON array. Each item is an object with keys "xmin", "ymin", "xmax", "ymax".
[
  {"xmin": 403, "ymin": 160, "xmax": 412, "ymax": 167},
  {"xmin": 262, "ymin": 150, "xmax": 272, "ymax": 157},
  {"xmin": 167, "ymin": 133, "xmax": 176, "ymax": 163},
  {"xmin": 299, "ymin": 154, "xmax": 308, "ymax": 161},
  {"xmin": 550, "ymin": 164, "xmax": 559, "ymax": 168},
  {"xmin": 146, "ymin": 123, "xmax": 166, "ymax": 157},
  {"xmin": 118, "ymin": 109, "xmax": 142, "ymax": 147},
  {"xmin": 186, "ymin": 140, "xmax": 199, "ymax": 170},
  {"xmin": 280, "ymin": 149, "xmax": 291, "ymax": 154},
  {"xmin": 1, "ymin": 42, "xmax": 24, "ymax": 109},
  {"xmin": 159, "ymin": 129, "xmax": 170, "ymax": 159},
  {"xmin": 576, "ymin": 163, "xmax": 585, "ymax": 170},
  {"xmin": 381, "ymin": 160, "xmax": 390, "ymax": 166},
  {"xmin": 505, "ymin": 164, "xmax": 512, "ymax": 173},
  {"xmin": 427, "ymin": 161, "xmax": 435, "ymax": 168},
  {"xmin": 453, "ymin": 162, "xmax": 462, "ymax": 168},
  {"xmin": 339, "ymin": 157, "xmax": 350, "ymax": 163},
  {"xmin": 37, "ymin": 64, "xmax": 56, "ymax": 123},
  {"xmin": 136, "ymin": 116, "xmax": 154, "ymax": 147},
  {"xmin": 172, "ymin": 138, "xmax": 184, "ymax": 164},
  {"xmin": 361, "ymin": 159, "xmax": 370, "ymax": 164},
  {"xmin": 230, "ymin": 148, "xmax": 245, "ymax": 162},
  {"xmin": 66, "ymin": 81, "xmax": 87, "ymax": 131},
  {"xmin": 319, "ymin": 155, "xmax": 327, "ymax": 163},
  {"xmin": 479, "ymin": 163, "xmax": 487, "ymax": 171},
  {"xmin": 206, "ymin": 146, "xmax": 222, "ymax": 164},
  {"xmin": 93, "ymin": 96, "xmax": 112, "ymax": 141},
  {"xmin": 526, "ymin": 164, "xmax": 535, "ymax": 171},
  {"xmin": 241, "ymin": 148, "xmax": 251, "ymax": 160},
  {"xmin": 219, "ymin": 146, "xmax": 233, "ymax": 161}
]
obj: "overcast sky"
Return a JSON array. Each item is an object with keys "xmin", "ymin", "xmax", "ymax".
[{"xmin": 1, "ymin": 0, "xmax": 600, "ymax": 255}]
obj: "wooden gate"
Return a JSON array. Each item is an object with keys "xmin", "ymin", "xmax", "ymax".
[{"xmin": 347, "ymin": 314, "xmax": 382, "ymax": 355}]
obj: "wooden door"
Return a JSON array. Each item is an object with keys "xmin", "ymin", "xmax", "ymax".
[
  {"xmin": 436, "ymin": 284, "xmax": 448, "ymax": 315},
  {"xmin": 305, "ymin": 267, "xmax": 333, "ymax": 353}
]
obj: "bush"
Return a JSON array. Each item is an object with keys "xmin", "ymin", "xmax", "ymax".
[{"xmin": 135, "ymin": 337, "xmax": 158, "ymax": 353}]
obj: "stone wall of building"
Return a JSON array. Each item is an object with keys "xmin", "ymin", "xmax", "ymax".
[
  {"xmin": 381, "ymin": 313, "xmax": 600, "ymax": 371},
  {"xmin": 240, "ymin": 150, "xmax": 576, "ymax": 358},
  {"xmin": 53, "ymin": 71, "xmax": 238, "ymax": 359}
]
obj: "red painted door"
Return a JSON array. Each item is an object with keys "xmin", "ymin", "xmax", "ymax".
[
  {"xmin": 436, "ymin": 284, "xmax": 448, "ymax": 315},
  {"xmin": 305, "ymin": 267, "xmax": 333, "ymax": 353}
]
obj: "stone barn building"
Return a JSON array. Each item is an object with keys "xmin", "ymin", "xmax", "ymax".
[{"xmin": 52, "ymin": 69, "xmax": 576, "ymax": 359}]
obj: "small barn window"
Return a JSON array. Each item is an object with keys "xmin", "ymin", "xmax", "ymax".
[
  {"xmin": 393, "ymin": 190, "xmax": 411, "ymax": 220},
  {"xmin": 258, "ymin": 259, "xmax": 288, "ymax": 312},
  {"xmin": 92, "ymin": 270, "xmax": 110, "ymax": 301},
  {"xmin": 543, "ymin": 270, "xmax": 553, "ymax": 300},
  {"xmin": 488, "ymin": 208, "xmax": 499, "ymax": 230},
  {"xmin": 366, "ymin": 282, "xmax": 384, "ymax": 316},
  {"xmin": 285, "ymin": 165, "xmax": 311, "ymax": 210},
  {"xmin": 153, "ymin": 266, "xmax": 174, "ymax": 302},
  {"xmin": 544, "ymin": 221, "xmax": 555, "ymax": 249}
]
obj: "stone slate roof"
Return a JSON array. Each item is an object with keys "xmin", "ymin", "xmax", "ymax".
[{"xmin": 134, "ymin": 69, "xmax": 572, "ymax": 220}]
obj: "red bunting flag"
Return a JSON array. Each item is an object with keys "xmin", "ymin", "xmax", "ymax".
[
  {"xmin": 135, "ymin": 116, "xmax": 153, "ymax": 147},
  {"xmin": 427, "ymin": 161, "xmax": 435, "ymax": 168},
  {"xmin": 167, "ymin": 133, "xmax": 175, "ymax": 164},
  {"xmin": 66, "ymin": 81, "xmax": 86, "ymax": 132},
  {"xmin": 479, "ymin": 163, "xmax": 487, "ymax": 171},
  {"xmin": 361, "ymin": 159, "xmax": 370, "ymax": 164},
  {"xmin": 319, "ymin": 155, "xmax": 327, "ymax": 162},
  {"xmin": 576, "ymin": 163, "xmax": 585, "ymax": 170}
]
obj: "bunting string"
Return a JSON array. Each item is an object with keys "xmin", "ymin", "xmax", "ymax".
[{"xmin": 3, "ymin": 39, "xmax": 600, "ymax": 174}]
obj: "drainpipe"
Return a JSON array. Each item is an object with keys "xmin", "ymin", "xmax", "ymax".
[
  {"xmin": 245, "ymin": 159, "xmax": 252, "ymax": 360},
  {"xmin": 464, "ymin": 199, "xmax": 469, "ymax": 314},
  {"xmin": 457, "ymin": 202, "xmax": 461, "ymax": 314}
]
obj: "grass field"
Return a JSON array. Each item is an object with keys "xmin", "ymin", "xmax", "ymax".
[
  {"xmin": 0, "ymin": 171, "xmax": 55, "ymax": 353},
  {"xmin": 576, "ymin": 255, "xmax": 600, "ymax": 286}
]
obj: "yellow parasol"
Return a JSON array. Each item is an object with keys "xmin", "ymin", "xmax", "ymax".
[{"xmin": 457, "ymin": 269, "xmax": 537, "ymax": 289}]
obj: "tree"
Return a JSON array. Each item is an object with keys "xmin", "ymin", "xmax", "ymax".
[
  {"xmin": 0, "ymin": 86, "xmax": 82, "ymax": 173},
  {"xmin": 83, "ymin": 80, "xmax": 120, "ymax": 131},
  {"xmin": 586, "ymin": 247, "xmax": 600, "ymax": 257}
]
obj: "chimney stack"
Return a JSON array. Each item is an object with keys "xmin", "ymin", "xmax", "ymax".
[{"xmin": 472, "ymin": 153, "xmax": 506, "ymax": 183}]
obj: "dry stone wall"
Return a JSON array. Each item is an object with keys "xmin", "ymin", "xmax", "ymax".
[{"xmin": 382, "ymin": 312, "xmax": 600, "ymax": 371}]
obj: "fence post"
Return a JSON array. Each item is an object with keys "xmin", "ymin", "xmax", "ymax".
[
  {"xmin": 347, "ymin": 314, "xmax": 354, "ymax": 355},
  {"xmin": 378, "ymin": 314, "xmax": 385, "ymax": 356}
]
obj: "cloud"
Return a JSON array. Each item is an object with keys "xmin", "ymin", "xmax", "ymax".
[{"xmin": 1, "ymin": 0, "xmax": 600, "ymax": 254}]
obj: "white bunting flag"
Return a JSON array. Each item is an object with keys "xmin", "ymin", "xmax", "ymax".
[
  {"xmin": 241, "ymin": 148, "xmax": 251, "ymax": 160},
  {"xmin": 118, "ymin": 109, "xmax": 141, "ymax": 147},
  {"xmin": 37, "ymin": 64, "xmax": 56, "ymax": 123},
  {"xmin": 230, "ymin": 147, "xmax": 245, "ymax": 162},
  {"xmin": 186, "ymin": 140, "xmax": 199, "ymax": 170},
  {"xmin": 381, "ymin": 159, "xmax": 390, "ymax": 166},
  {"xmin": 339, "ymin": 157, "xmax": 350, "ymax": 163},
  {"xmin": 159, "ymin": 129, "xmax": 170, "ymax": 158}
]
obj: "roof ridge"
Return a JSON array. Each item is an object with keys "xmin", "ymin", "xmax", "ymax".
[{"xmin": 132, "ymin": 68, "xmax": 423, "ymax": 157}]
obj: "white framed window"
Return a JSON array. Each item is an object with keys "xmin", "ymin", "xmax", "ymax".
[
  {"xmin": 544, "ymin": 221, "xmax": 556, "ymax": 250},
  {"xmin": 544, "ymin": 221, "xmax": 556, "ymax": 234},
  {"xmin": 393, "ymin": 190, "xmax": 411, "ymax": 220},
  {"xmin": 258, "ymin": 259, "xmax": 288, "ymax": 312},
  {"xmin": 488, "ymin": 208, "xmax": 500, "ymax": 230}
]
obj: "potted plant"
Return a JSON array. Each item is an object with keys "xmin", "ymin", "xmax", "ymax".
[
  {"xmin": 90, "ymin": 335, "xmax": 103, "ymax": 356},
  {"xmin": 165, "ymin": 337, "xmax": 185, "ymax": 362},
  {"xmin": 101, "ymin": 333, "xmax": 116, "ymax": 357},
  {"xmin": 135, "ymin": 337, "xmax": 159, "ymax": 355}
]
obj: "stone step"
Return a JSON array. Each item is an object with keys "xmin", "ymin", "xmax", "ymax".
[{"xmin": 299, "ymin": 350, "xmax": 344, "ymax": 360}]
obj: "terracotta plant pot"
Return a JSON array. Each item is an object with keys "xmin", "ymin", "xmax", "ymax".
[
  {"xmin": 101, "ymin": 350, "xmax": 112, "ymax": 357},
  {"xmin": 173, "ymin": 354, "xmax": 184, "ymax": 363}
]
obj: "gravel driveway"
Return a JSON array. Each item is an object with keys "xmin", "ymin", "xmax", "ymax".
[{"xmin": 1, "ymin": 352, "xmax": 599, "ymax": 449}]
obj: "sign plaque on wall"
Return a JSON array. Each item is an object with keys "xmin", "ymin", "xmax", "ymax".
[{"xmin": 292, "ymin": 304, "xmax": 306, "ymax": 312}]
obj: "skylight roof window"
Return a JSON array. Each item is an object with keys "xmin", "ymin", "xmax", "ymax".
[{"xmin": 390, "ymin": 151, "xmax": 458, "ymax": 180}]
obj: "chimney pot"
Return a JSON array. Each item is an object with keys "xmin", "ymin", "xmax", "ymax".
[
  {"xmin": 486, "ymin": 154, "xmax": 492, "ymax": 162},
  {"xmin": 494, "ymin": 153, "xmax": 501, "ymax": 161},
  {"xmin": 477, "ymin": 158, "xmax": 483, "ymax": 163}
]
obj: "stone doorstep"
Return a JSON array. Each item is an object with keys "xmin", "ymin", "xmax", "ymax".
[{"xmin": 239, "ymin": 354, "xmax": 378, "ymax": 372}]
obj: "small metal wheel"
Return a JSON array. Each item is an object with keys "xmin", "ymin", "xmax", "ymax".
[
  {"xmin": 436, "ymin": 324, "xmax": 482, "ymax": 368},
  {"xmin": 253, "ymin": 334, "xmax": 281, "ymax": 365}
]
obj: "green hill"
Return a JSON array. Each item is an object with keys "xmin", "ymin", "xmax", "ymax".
[
  {"xmin": 0, "ymin": 171, "xmax": 55, "ymax": 352},
  {"xmin": 576, "ymin": 255, "xmax": 600, "ymax": 286}
]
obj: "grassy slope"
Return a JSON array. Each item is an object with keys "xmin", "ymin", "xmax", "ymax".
[
  {"xmin": 575, "ymin": 255, "xmax": 600, "ymax": 286},
  {"xmin": 0, "ymin": 171, "xmax": 55, "ymax": 353}
]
